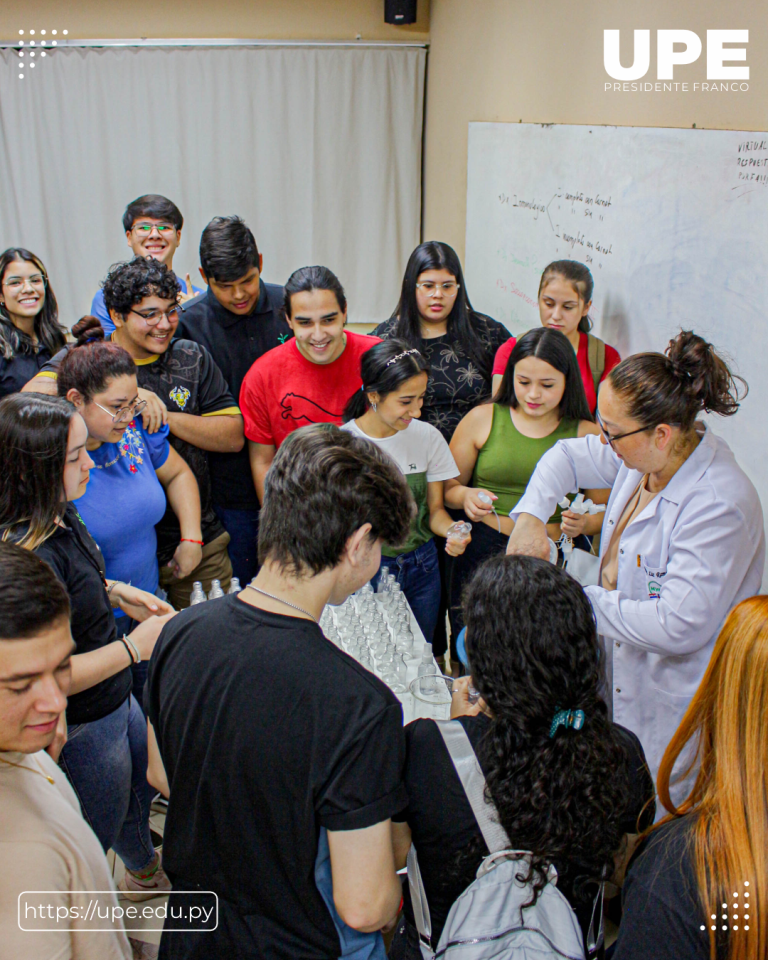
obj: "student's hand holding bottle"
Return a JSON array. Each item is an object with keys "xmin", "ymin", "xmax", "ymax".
[
  {"xmin": 462, "ymin": 487, "xmax": 497, "ymax": 522},
  {"xmin": 445, "ymin": 521, "xmax": 472, "ymax": 557},
  {"xmin": 560, "ymin": 509, "xmax": 589, "ymax": 538}
]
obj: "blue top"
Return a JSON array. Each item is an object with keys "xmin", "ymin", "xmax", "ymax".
[
  {"xmin": 91, "ymin": 272, "xmax": 204, "ymax": 336},
  {"xmin": 76, "ymin": 415, "xmax": 170, "ymax": 619}
]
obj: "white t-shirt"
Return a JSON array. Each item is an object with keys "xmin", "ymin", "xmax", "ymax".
[
  {"xmin": 0, "ymin": 749, "xmax": 132, "ymax": 959},
  {"xmin": 342, "ymin": 417, "xmax": 458, "ymax": 554}
]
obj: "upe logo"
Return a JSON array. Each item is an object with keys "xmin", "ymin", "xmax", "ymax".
[{"xmin": 604, "ymin": 30, "xmax": 749, "ymax": 81}]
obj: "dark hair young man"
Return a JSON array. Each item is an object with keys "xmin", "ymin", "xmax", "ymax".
[
  {"xmin": 146, "ymin": 425, "xmax": 415, "ymax": 959},
  {"xmin": 0, "ymin": 542, "xmax": 132, "ymax": 959},
  {"xmin": 175, "ymin": 216, "xmax": 291, "ymax": 584},
  {"xmin": 91, "ymin": 194, "xmax": 203, "ymax": 335},
  {"xmin": 27, "ymin": 258, "xmax": 243, "ymax": 608}
]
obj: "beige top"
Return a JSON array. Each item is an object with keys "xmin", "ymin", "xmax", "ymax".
[
  {"xmin": 0, "ymin": 749, "xmax": 131, "ymax": 960},
  {"xmin": 601, "ymin": 477, "xmax": 658, "ymax": 591}
]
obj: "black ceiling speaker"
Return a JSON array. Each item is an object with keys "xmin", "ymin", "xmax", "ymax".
[{"xmin": 385, "ymin": 0, "xmax": 417, "ymax": 25}]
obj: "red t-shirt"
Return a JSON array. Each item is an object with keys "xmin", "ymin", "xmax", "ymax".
[
  {"xmin": 240, "ymin": 331, "xmax": 381, "ymax": 447},
  {"xmin": 491, "ymin": 331, "xmax": 620, "ymax": 414}
]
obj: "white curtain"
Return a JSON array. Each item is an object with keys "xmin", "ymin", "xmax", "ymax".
[{"xmin": 0, "ymin": 44, "xmax": 426, "ymax": 326}]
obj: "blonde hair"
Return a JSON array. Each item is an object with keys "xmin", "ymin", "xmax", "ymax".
[{"xmin": 656, "ymin": 596, "xmax": 768, "ymax": 960}]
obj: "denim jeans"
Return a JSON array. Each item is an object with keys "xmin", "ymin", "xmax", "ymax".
[
  {"xmin": 374, "ymin": 537, "xmax": 441, "ymax": 644},
  {"xmin": 213, "ymin": 505, "xmax": 260, "ymax": 585},
  {"xmin": 59, "ymin": 694, "xmax": 155, "ymax": 872}
]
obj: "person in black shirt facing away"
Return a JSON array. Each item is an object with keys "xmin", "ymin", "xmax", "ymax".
[
  {"xmin": 174, "ymin": 216, "xmax": 291, "ymax": 584},
  {"xmin": 0, "ymin": 248, "xmax": 66, "ymax": 399},
  {"xmin": 612, "ymin": 595, "xmax": 768, "ymax": 960},
  {"xmin": 389, "ymin": 554, "xmax": 655, "ymax": 960},
  {"xmin": 145, "ymin": 424, "xmax": 416, "ymax": 960}
]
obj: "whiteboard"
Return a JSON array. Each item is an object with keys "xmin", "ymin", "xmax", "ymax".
[{"xmin": 465, "ymin": 122, "xmax": 768, "ymax": 586}]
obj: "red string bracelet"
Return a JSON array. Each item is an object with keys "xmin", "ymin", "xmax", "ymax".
[{"xmin": 180, "ymin": 538, "xmax": 204, "ymax": 545}]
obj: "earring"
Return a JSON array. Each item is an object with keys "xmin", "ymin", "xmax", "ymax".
[{"xmin": 371, "ymin": 402, "xmax": 377, "ymax": 412}]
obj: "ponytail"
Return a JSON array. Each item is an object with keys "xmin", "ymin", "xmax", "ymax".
[
  {"xmin": 342, "ymin": 338, "xmax": 429, "ymax": 423},
  {"xmin": 609, "ymin": 330, "xmax": 746, "ymax": 433},
  {"xmin": 538, "ymin": 260, "xmax": 594, "ymax": 334}
]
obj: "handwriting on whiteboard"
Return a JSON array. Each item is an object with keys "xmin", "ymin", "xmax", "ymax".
[{"xmin": 497, "ymin": 190, "xmax": 615, "ymax": 268}]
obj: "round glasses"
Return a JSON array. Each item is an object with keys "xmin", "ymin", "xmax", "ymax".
[
  {"xmin": 93, "ymin": 399, "xmax": 148, "ymax": 424},
  {"xmin": 129, "ymin": 306, "xmax": 181, "ymax": 327},
  {"xmin": 415, "ymin": 281, "xmax": 460, "ymax": 298}
]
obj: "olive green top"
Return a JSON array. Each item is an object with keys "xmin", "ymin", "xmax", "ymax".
[{"xmin": 472, "ymin": 405, "xmax": 579, "ymax": 521}]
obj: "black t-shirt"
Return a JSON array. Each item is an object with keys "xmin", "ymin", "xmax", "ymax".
[
  {"xmin": 146, "ymin": 595, "xmax": 407, "ymax": 959},
  {"xmin": 372, "ymin": 314, "xmax": 510, "ymax": 440},
  {"xmin": 394, "ymin": 714, "xmax": 655, "ymax": 952},
  {"xmin": 175, "ymin": 281, "xmax": 290, "ymax": 509},
  {"xmin": 34, "ymin": 504, "xmax": 132, "ymax": 724},
  {"xmin": 44, "ymin": 339, "xmax": 236, "ymax": 563},
  {"xmin": 0, "ymin": 343, "xmax": 53, "ymax": 398},
  {"xmin": 129, "ymin": 340, "xmax": 235, "ymax": 563},
  {"xmin": 613, "ymin": 816, "xmax": 728, "ymax": 960}
]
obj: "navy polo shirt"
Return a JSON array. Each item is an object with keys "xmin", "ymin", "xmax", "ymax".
[{"xmin": 176, "ymin": 280, "xmax": 290, "ymax": 509}]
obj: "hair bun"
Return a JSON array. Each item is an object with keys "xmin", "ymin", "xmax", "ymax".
[
  {"xmin": 71, "ymin": 316, "xmax": 105, "ymax": 346},
  {"xmin": 666, "ymin": 329, "xmax": 745, "ymax": 416}
]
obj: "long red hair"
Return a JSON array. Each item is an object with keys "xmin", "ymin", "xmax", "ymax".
[{"xmin": 656, "ymin": 595, "xmax": 768, "ymax": 960}]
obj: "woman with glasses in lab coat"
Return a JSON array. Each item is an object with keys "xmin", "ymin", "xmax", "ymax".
[{"xmin": 506, "ymin": 330, "xmax": 764, "ymax": 803}]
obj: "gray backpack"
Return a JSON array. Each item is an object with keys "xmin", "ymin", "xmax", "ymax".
[{"xmin": 407, "ymin": 720, "xmax": 602, "ymax": 960}]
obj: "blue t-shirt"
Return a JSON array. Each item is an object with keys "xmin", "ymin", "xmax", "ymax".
[
  {"xmin": 76, "ymin": 416, "xmax": 170, "ymax": 619},
  {"xmin": 91, "ymin": 273, "xmax": 203, "ymax": 336}
]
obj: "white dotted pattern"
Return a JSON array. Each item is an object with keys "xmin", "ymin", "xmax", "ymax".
[
  {"xmin": 14, "ymin": 27, "xmax": 67, "ymax": 78},
  {"xmin": 703, "ymin": 884, "xmax": 751, "ymax": 935}
]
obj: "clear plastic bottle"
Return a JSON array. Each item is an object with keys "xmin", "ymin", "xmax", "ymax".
[
  {"xmin": 227, "ymin": 577, "xmax": 242, "ymax": 595},
  {"xmin": 376, "ymin": 567, "xmax": 391, "ymax": 593},
  {"xmin": 189, "ymin": 581, "xmax": 206, "ymax": 605},
  {"xmin": 417, "ymin": 642, "xmax": 438, "ymax": 694},
  {"xmin": 208, "ymin": 579, "xmax": 225, "ymax": 600}
]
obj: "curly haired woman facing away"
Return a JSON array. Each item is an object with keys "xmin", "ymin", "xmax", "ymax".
[{"xmin": 389, "ymin": 555, "xmax": 655, "ymax": 959}]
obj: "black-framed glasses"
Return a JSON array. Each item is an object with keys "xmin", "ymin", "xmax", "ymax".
[
  {"xmin": 93, "ymin": 399, "xmax": 148, "ymax": 424},
  {"xmin": 129, "ymin": 306, "xmax": 181, "ymax": 327},
  {"xmin": 595, "ymin": 411, "xmax": 651, "ymax": 447}
]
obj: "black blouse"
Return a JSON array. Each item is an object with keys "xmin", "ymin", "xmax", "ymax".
[
  {"xmin": 0, "ymin": 344, "xmax": 53, "ymax": 399},
  {"xmin": 372, "ymin": 314, "xmax": 510, "ymax": 441}
]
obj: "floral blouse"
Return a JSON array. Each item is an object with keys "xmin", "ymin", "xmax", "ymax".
[{"xmin": 372, "ymin": 313, "xmax": 511, "ymax": 441}]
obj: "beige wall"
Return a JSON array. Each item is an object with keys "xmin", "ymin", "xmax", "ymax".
[
  {"xmin": 0, "ymin": 0, "xmax": 429, "ymax": 41},
  {"xmin": 423, "ymin": 0, "xmax": 768, "ymax": 259}
]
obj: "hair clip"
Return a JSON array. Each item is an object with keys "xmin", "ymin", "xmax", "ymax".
[
  {"xmin": 549, "ymin": 708, "xmax": 585, "ymax": 738},
  {"xmin": 385, "ymin": 348, "xmax": 420, "ymax": 366}
]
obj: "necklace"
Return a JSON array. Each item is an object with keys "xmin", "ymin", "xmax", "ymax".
[
  {"xmin": 247, "ymin": 582, "xmax": 318, "ymax": 622},
  {"xmin": 0, "ymin": 755, "xmax": 55, "ymax": 784}
]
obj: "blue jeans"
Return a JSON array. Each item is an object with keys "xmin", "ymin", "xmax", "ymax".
[
  {"xmin": 59, "ymin": 695, "xmax": 155, "ymax": 872},
  {"xmin": 213, "ymin": 505, "xmax": 260, "ymax": 585},
  {"xmin": 374, "ymin": 538, "xmax": 441, "ymax": 644}
]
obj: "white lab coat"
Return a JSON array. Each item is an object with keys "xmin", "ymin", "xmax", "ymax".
[{"xmin": 511, "ymin": 425, "xmax": 765, "ymax": 795}]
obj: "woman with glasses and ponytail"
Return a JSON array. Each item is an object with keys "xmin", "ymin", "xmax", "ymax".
[
  {"xmin": 506, "ymin": 330, "xmax": 764, "ymax": 807},
  {"xmin": 0, "ymin": 392, "xmax": 175, "ymax": 899},
  {"xmin": 54, "ymin": 327, "xmax": 203, "ymax": 640},
  {"xmin": 0, "ymin": 247, "xmax": 66, "ymax": 398}
]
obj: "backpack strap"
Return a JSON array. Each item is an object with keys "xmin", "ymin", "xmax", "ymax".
[
  {"xmin": 586, "ymin": 334, "xmax": 606, "ymax": 399},
  {"xmin": 436, "ymin": 720, "xmax": 511, "ymax": 853},
  {"xmin": 406, "ymin": 845, "xmax": 435, "ymax": 959}
]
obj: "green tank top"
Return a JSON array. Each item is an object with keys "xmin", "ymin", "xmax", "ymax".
[{"xmin": 472, "ymin": 405, "xmax": 579, "ymax": 522}]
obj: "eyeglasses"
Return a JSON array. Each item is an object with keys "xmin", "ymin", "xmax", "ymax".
[
  {"xmin": 131, "ymin": 222, "xmax": 177, "ymax": 235},
  {"xmin": 595, "ymin": 411, "xmax": 650, "ymax": 447},
  {"xmin": 2, "ymin": 274, "xmax": 46, "ymax": 290},
  {"xmin": 415, "ymin": 281, "xmax": 461, "ymax": 298},
  {"xmin": 93, "ymin": 399, "xmax": 148, "ymax": 424},
  {"xmin": 129, "ymin": 306, "xmax": 181, "ymax": 327}
]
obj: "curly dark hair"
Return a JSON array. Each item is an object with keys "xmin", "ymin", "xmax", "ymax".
[
  {"xmin": 258, "ymin": 424, "xmax": 415, "ymax": 575},
  {"xmin": 463, "ymin": 554, "xmax": 630, "ymax": 905},
  {"xmin": 101, "ymin": 257, "xmax": 181, "ymax": 318}
]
